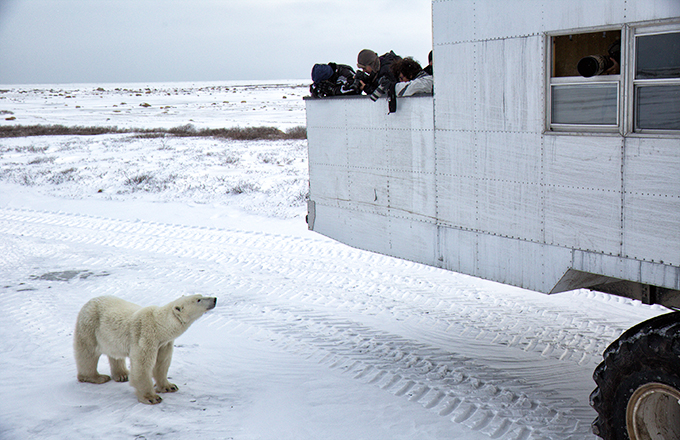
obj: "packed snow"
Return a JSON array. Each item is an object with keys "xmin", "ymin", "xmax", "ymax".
[{"xmin": 0, "ymin": 81, "xmax": 670, "ymax": 440}]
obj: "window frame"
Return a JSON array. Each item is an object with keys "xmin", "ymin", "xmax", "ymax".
[
  {"xmin": 545, "ymin": 27, "xmax": 625, "ymax": 134},
  {"xmin": 630, "ymin": 25, "xmax": 680, "ymax": 134},
  {"xmin": 549, "ymin": 77, "xmax": 621, "ymax": 130}
]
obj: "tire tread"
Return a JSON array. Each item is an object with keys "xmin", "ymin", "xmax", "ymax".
[{"xmin": 590, "ymin": 311, "xmax": 680, "ymax": 439}]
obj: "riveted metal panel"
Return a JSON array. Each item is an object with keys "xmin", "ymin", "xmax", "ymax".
[
  {"xmin": 386, "ymin": 215, "xmax": 438, "ymax": 267},
  {"xmin": 439, "ymin": 226, "xmax": 574, "ymax": 293},
  {"xmin": 312, "ymin": 204, "xmax": 438, "ymax": 268},
  {"xmin": 476, "ymin": 37, "xmax": 544, "ymax": 133},
  {"xmin": 624, "ymin": 1, "xmax": 680, "ymax": 24},
  {"xmin": 432, "ymin": 41, "xmax": 477, "ymax": 132},
  {"xmin": 624, "ymin": 193, "xmax": 680, "ymax": 266},
  {"xmin": 306, "ymin": 99, "xmax": 350, "ymax": 207},
  {"xmin": 306, "ymin": 95, "xmax": 436, "ymax": 230},
  {"xmin": 434, "ymin": 130, "xmax": 477, "ymax": 230},
  {"xmin": 623, "ymin": 137, "xmax": 680, "ymax": 266},
  {"xmin": 438, "ymin": 226, "xmax": 478, "ymax": 277},
  {"xmin": 433, "ymin": 0, "xmax": 633, "ymax": 43},
  {"xmin": 543, "ymin": 134, "xmax": 623, "ymax": 255},
  {"xmin": 641, "ymin": 260, "xmax": 680, "ymax": 290}
]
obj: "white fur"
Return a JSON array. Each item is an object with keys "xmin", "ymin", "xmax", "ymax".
[{"xmin": 74, "ymin": 294, "xmax": 216, "ymax": 404}]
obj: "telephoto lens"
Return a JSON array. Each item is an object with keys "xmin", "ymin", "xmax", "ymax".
[
  {"xmin": 370, "ymin": 85, "xmax": 385, "ymax": 101},
  {"xmin": 577, "ymin": 55, "xmax": 614, "ymax": 77},
  {"xmin": 370, "ymin": 77, "xmax": 391, "ymax": 101}
]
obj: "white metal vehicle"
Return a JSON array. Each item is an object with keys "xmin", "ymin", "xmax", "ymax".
[{"xmin": 305, "ymin": 1, "xmax": 680, "ymax": 439}]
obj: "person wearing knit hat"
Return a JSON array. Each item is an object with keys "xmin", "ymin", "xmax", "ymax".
[
  {"xmin": 357, "ymin": 49, "xmax": 381, "ymax": 74},
  {"xmin": 355, "ymin": 49, "xmax": 401, "ymax": 95}
]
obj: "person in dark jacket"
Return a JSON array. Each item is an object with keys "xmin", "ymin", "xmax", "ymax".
[
  {"xmin": 423, "ymin": 50, "xmax": 433, "ymax": 75},
  {"xmin": 355, "ymin": 49, "xmax": 401, "ymax": 96}
]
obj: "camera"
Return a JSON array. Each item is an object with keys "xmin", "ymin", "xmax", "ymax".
[
  {"xmin": 577, "ymin": 54, "xmax": 615, "ymax": 77},
  {"xmin": 350, "ymin": 70, "xmax": 371, "ymax": 92}
]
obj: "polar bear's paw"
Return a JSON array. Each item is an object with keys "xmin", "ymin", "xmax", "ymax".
[
  {"xmin": 109, "ymin": 358, "xmax": 129, "ymax": 382},
  {"xmin": 78, "ymin": 373, "xmax": 111, "ymax": 384},
  {"xmin": 156, "ymin": 383, "xmax": 178, "ymax": 393},
  {"xmin": 138, "ymin": 393, "xmax": 163, "ymax": 405},
  {"xmin": 112, "ymin": 372, "xmax": 129, "ymax": 382}
]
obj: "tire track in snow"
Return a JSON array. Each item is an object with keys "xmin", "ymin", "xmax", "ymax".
[
  {"xmin": 0, "ymin": 207, "xmax": 634, "ymax": 439},
  {"xmin": 209, "ymin": 302, "xmax": 586, "ymax": 439}
]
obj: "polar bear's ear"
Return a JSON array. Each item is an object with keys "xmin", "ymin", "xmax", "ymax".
[{"xmin": 173, "ymin": 305, "xmax": 186, "ymax": 324}]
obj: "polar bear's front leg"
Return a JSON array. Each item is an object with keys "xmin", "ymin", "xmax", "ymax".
[
  {"xmin": 154, "ymin": 342, "xmax": 178, "ymax": 393},
  {"xmin": 130, "ymin": 344, "xmax": 162, "ymax": 404}
]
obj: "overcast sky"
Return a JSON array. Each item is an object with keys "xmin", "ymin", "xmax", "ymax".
[{"xmin": 0, "ymin": 0, "xmax": 432, "ymax": 85}]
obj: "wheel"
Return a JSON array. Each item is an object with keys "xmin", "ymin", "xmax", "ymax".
[{"xmin": 590, "ymin": 311, "xmax": 680, "ymax": 440}]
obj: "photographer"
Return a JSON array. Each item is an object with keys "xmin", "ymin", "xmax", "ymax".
[
  {"xmin": 423, "ymin": 50, "xmax": 433, "ymax": 76},
  {"xmin": 354, "ymin": 49, "xmax": 401, "ymax": 96}
]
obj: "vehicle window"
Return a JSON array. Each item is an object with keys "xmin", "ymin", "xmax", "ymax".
[
  {"xmin": 552, "ymin": 31, "xmax": 621, "ymax": 78},
  {"xmin": 634, "ymin": 31, "xmax": 680, "ymax": 131},
  {"xmin": 635, "ymin": 32, "xmax": 680, "ymax": 79},
  {"xmin": 551, "ymin": 83, "xmax": 618, "ymax": 125},
  {"xmin": 549, "ymin": 30, "xmax": 621, "ymax": 130}
]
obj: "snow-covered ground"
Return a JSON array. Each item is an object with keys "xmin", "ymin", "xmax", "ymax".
[{"xmin": 0, "ymin": 82, "xmax": 670, "ymax": 440}]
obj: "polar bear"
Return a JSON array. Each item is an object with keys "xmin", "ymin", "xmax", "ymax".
[{"xmin": 74, "ymin": 294, "xmax": 217, "ymax": 404}]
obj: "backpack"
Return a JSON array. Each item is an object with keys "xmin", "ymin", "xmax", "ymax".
[{"xmin": 310, "ymin": 63, "xmax": 359, "ymax": 98}]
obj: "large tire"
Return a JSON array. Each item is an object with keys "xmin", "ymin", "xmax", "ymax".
[{"xmin": 590, "ymin": 311, "xmax": 680, "ymax": 440}]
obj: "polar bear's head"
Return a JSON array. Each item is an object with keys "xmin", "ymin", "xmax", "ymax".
[{"xmin": 171, "ymin": 294, "xmax": 217, "ymax": 326}]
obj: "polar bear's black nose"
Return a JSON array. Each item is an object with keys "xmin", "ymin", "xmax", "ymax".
[{"xmin": 208, "ymin": 297, "xmax": 217, "ymax": 310}]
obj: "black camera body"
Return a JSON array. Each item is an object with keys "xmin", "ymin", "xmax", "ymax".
[{"xmin": 350, "ymin": 70, "xmax": 372, "ymax": 93}]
